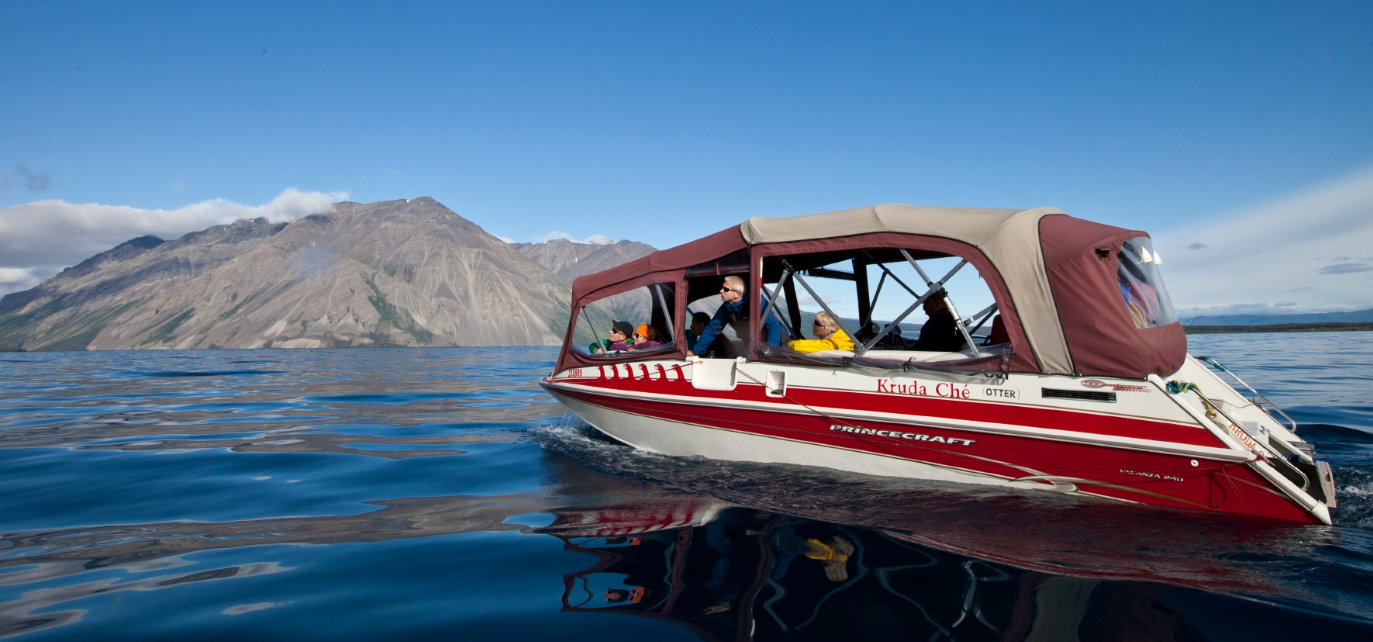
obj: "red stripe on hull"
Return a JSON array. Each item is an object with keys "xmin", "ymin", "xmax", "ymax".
[
  {"xmin": 573, "ymin": 376, "xmax": 1226, "ymax": 448},
  {"xmin": 557, "ymin": 387, "xmax": 1317, "ymax": 524}
]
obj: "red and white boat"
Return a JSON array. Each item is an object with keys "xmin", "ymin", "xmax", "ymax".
[{"xmin": 540, "ymin": 204, "xmax": 1338, "ymax": 524}]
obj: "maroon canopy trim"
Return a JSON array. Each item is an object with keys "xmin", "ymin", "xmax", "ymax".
[
  {"xmin": 567, "ymin": 226, "xmax": 746, "ymax": 304},
  {"xmin": 555, "ymin": 271, "xmax": 689, "ymax": 372},
  {"xmin": 556, "ymin": 226, "xmax": 745, "ymax": 372}
]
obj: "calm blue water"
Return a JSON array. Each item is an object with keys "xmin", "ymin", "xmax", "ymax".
[{"xmin": 0, "ymin": 334, "xmax": 1371, "ymax": 640}]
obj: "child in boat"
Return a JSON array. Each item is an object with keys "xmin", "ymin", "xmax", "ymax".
[
  {"xmin": 787, "ymin": 311, "xmax": 854, "ymax": 353},
  {"xmin": 629, "ymin": 324, "xmax": 663, "ymax": 350}
]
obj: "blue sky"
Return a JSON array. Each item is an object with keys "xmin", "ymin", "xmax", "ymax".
[{"xmin": 2, "ymin": 1, "xmax": 1371, "ymax": 312}]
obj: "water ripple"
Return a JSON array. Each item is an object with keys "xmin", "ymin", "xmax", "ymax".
[{"xmin": 0, "ymin": 338, "xmax": 1369, "ymax": 637}]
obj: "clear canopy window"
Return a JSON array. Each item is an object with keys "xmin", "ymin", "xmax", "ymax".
[
  {"xmin": 1117, "ymin": 237, "xmax": 1178, "ymax": 329},
  {"xmin": 571, "ymin": 282, "xmax": 677, "ymax": 357},
  {"xmin": 756, "ymin": 247, "xmax": 1003, "ymax": 357}
]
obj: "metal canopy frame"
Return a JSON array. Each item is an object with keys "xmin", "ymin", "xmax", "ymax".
[
  {"xmin": 857, "ymin": 259, "xmax": 969, "ymax": 355},
  {"xmin": 760, "ymin": 266, "xmax": 798, "ymax": 340},
  {"xmin": 963, "ymin": 302, "xmax": 999, "ymax": 338},
  {"xmin": 899, "ymin": 250, "xmax": 981, "ymax": 357},
  {"xmin": 580, "ymin": 306, "xmax": 602, "ymax": 346},
  {"xmin": 649, "ymin": 283, "xmax": 676, "ymax": 341},
  {"xmin": 865, "ymin": 270, "xmax": 888, "ymax": 326},
  {"xmin": 758, "ymin": 250, "xmax": 987, "ymax": 358},
  {"xmin": 780, "ymin": 259, "xmax": 848, "ymax": 349}
]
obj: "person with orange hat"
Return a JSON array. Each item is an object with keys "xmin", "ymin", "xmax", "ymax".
[{"xmin": 629, "ymin": 324, "xmax": 663, "ymax": 351}]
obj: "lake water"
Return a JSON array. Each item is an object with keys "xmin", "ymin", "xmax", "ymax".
[{"xmin": 1, "ymin": 333, "xmax": 1371, "ymax": 640}]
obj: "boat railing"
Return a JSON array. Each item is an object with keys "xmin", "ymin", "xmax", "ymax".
[
  {"xmin": 1195, "ymin": 356, "xmax": 1298, "ymax": 434},
  {"xmin": 1180, "ymin": 384, "xmax": 1310, "ymax": 491}
]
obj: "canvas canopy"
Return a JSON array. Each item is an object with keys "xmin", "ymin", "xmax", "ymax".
[{"xmin": 558, "ymin": 204, "xmax": 1186, "ymax": 379}]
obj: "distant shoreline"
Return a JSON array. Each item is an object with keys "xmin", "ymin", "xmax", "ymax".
[{"xmin": 1184, "ymin": 322, "xmax": 1373, "ymax": 334}]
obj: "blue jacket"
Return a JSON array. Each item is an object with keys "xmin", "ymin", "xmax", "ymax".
[{"xmin": 692, "ymin": 292, "xmax": 786, "ymax": 355}]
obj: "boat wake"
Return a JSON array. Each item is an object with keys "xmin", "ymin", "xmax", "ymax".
[{"xmin": 1300, "ymin": 423, "xmax": 1373, "ymax": 529}]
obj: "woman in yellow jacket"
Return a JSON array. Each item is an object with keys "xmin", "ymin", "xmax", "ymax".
[{"xmin": 787, "ymin": 311, "xmax": 855, "ymax": 353}]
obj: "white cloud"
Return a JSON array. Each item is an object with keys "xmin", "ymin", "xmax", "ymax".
[
  {"xmin": 0, "ymin": 267, "xmax": 62, "ymax": 297},
  {"xmin": 535, "ymin": 231, "xmax": 578, "ymax": 243},
  {"xmin": 496, "ymin": 235, "xmax": 515, "ymax": 244},
  {"xmin": 1155, "ymin": 166, "xmax": 1373, "ymax": 315},
  {"xmin": 535, "ymin": 231, "xmax": 615, "ymax": 245},
  {"xmin": 0, "ymin": 188, "xmax": 347, "ymax": 273},
  {"xmin": 0, "ymin": 268, "xmax": 35, "ymax": 284},
  {"xmin": 0, "ymin": 267, "xmax": 52, "ymax": 296}
]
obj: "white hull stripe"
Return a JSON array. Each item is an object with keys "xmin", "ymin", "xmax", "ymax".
[{"xmin": 549, "ymin": 390, "xmax": 1226, "ymax": 510}]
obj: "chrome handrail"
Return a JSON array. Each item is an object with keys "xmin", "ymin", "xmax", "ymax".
[
  {"xmin": 1196, "ymin": 356, "xmax": 1298, "ymax": 434},
  {"xmin": 1185, "ymin": 386, "xmax": 1309, "ymax": 491}
]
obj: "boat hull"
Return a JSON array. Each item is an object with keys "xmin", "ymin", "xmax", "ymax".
[{"xmin": 541, "ymin": 359, "xmax": 1330, "ymax": 525}]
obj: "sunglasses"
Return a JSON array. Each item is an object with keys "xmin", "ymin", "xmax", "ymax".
[{"xmin": 812, "ymin": 321, "xmax": 823, "ymax": 326}]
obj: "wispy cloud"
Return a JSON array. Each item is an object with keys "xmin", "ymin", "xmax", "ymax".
[
  {"xmin": 0, "ymin": 164, "xmax": 51, "ymax": 199},
  {"xmin": 0, "ymin": 188, "xmax": 347, "ymax": 295},
  {"xmin": 15, "ymin": 165, "xmax": 49, "ymax": 191},
  {"xmin": 1156, "ymin": 166, "xmax": 1373, "ymax": 316},
  {"xmin": 535, "ymin": 231, "xmax": 614, "ymax": 245},
  {"xmin": 1317, "ymin": 262, "xmax": 1373, "ymax": 275}
]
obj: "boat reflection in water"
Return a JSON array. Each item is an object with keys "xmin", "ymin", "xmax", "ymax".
[{"xmin": 539, "ymin": 497, "xmax": 1362, "ymax": 642}]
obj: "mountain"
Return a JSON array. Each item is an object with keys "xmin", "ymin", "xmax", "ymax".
[
  {"xmin": 0, "ymin": 198, "xmax": 577, "ymax": 350},
  {"xmin": 1180, "ymin": 308, "xmax": 1373, "ymax": 326},
  {"xmin": 511, "ymin": 237, "xmax": 659, "ymax": 336},
  {"xmin": 511, "ymin": 238, "xmax": 656, "ymax": 282}
]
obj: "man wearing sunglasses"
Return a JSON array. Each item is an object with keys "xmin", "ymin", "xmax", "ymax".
[{"xmin": 688, "ymin": 276, "xmax": 786, "ymax": 357}]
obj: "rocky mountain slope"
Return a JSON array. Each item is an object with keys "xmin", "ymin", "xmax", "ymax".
[
  {"xmin": 0, "ymin": 198, "xmax": 584, "ymax": 350},
  {"xmin": 511, "ymin": 238, "xmax": 656, "ymax": 282},
  {"xmin": 513, "ymin": 237, "xmax": 659, "ymax": 338}
]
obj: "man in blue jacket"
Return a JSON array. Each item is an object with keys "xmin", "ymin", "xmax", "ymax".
[{"xmin": 689, "ymin": 275, "xmax": 787, "ymax": 357}]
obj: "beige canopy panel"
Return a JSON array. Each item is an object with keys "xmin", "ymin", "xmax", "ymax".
[{"xmin": 741, "ymin": 204, "xmax": 1074, "ymax": 375}]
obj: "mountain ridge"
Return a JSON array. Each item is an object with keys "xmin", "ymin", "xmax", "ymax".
[
  {"xmin": 511, "ymin": 238, "xmax": 656, "ymax": 283},
  {"xmin": 0, "ymin": 198, "xmax": 648, "ymax": 350}
]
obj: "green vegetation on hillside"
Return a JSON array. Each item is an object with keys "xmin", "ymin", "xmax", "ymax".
[
  {"xmin": 361, "ymin": 272, "xmax": 434, "ymax": 344},
  {"xmin": 140, "ymin": 309, "xmax": 195, "ymax": 346}
]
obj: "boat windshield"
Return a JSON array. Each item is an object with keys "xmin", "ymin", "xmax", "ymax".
[
  {"xmin": 570, "ymin": 282, "xmax": 678, "ymax": 357},
  {"xmin": 1117, "ymin": 237, "xmax": 1178, "ymax": 328}
]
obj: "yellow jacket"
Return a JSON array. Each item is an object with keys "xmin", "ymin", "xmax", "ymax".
[{"xmin": 787, "ymin": 328, "xmax": 855, "ymax": 353}]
